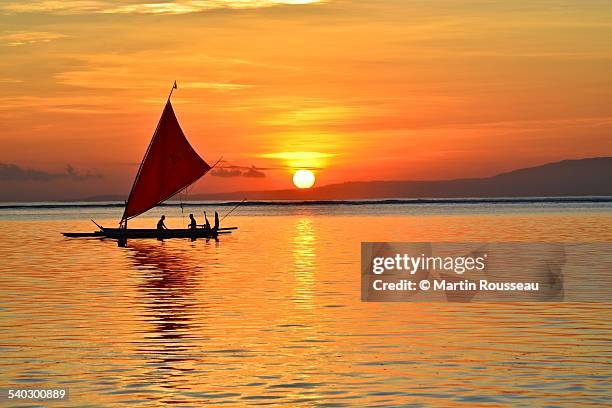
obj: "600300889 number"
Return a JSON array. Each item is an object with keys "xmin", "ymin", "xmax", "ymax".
[{"xmin": 4, "ymin": 388, "xmax": 69, "ymax": 400}]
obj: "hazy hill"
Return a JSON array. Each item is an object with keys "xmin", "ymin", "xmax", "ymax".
[{"xmin": 189, "ymin": 157, "xmax": 612, "ymax": 201}]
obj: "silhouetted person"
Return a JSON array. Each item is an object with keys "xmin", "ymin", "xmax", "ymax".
[
  {"xmin": 213, "ymin": 211, "xmax": 219, "ymax": 232},
  {"xmin": 203, "ymin": 212, "xmax": 211, "ymax": 230},
  {"xmin": 188, "ymin": 214, "xmax": 197, "ymax": 229},
  {"xmin": 157, "ymin": 215, "xmax": 167, "ymax": 230}
]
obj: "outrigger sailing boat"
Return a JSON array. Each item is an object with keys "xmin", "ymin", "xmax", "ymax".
[{"xmin": 62, "ymin": 83, "xmax": 237, "ymax": 243}]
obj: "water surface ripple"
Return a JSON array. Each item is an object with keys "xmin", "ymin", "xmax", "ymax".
[{"xmin": 0, "ymin": 203, "xmax": 611, "ymax": 406}]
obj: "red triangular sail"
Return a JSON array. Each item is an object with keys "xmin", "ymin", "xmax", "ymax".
[{"xmin": 122, "ymin": 101, "xmax": 210, "ymax": 220}]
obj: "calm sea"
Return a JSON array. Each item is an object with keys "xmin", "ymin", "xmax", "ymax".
[{"xmin": 1, "ymin": 201, "xmax": 611, "ymax": 406}]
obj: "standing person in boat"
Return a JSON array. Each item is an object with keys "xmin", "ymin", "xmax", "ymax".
[
  {"xmin": 157, "ymin": 215, "xmax": 168, "ymax": 230},
  {"xmin": 213, "ymin": 211, "xmax": 220, "ymax": 232},
  {"xmin": 188, "ymin": 214, "xmax": 197, "ymax": 229}
]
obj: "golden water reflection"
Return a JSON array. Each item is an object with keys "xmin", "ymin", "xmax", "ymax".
[
  {"xmin": 1, "ymin": 205, "xmax": 611, "ymax": 406},
  {"xmin": 292, "ymin": 218, "xmax": 316, "ymax": 309},
  {"xmin": 124, "ymin": 242, "xmax": 207, "ymax": 405}
]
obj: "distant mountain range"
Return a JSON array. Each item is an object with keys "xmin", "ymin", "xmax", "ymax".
[{"xmin": 81, "ymin": 157, "xmax": 612, "ymax": 202}]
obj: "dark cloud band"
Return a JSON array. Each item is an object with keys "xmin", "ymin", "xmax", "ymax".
[
  {"xmin": 212, "ymin": 165, "xmax": 266, "ymax": 178},
  {"xmin": 0, "ymin": 163, "xmax": 102, "ymax": 182}
]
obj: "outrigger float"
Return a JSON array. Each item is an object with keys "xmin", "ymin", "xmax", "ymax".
[{"xmin": 62, "ymin": 82, "xmax": 237, "ymax": 244}]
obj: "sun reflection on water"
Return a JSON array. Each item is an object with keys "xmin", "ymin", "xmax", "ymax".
[{"xmin": 291, "ymin": 218, "xmax": 316, "ymax": 309}]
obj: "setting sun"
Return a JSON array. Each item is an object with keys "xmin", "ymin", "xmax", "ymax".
[{"xmin": 293, "ymin": 169, "xmax": 315, "ymax": 189}]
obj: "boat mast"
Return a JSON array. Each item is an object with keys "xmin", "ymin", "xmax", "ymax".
[
  {"xmin": 168, "ymin": 80, "xmax": 177, "ymax": 101},
  {"xmin": 120, "ymin": 81, "xmax": 178, "ymax": 229}
]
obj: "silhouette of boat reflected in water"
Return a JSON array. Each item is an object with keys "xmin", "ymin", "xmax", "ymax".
[{"xmin": 127, "ymin": 241, "xmax": 213, "ymax": 403}]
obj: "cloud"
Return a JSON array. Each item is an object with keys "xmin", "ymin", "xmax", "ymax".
[
  {"xmin": 0, "ymin": 163, "xmax": 102, "ymax": 181},
  {"xmin": 243, "ymin": 165, "xmax": 266, "ymax": 178},
  {"xmin": 211, "ymin": 165, "xmax": 266, "ymax": 178},
  {"xmin": 261, "ymin": 151, "xmax": 336, "ymax": 160},
  {"xmin": 260, "ymin": 151, "xmax": 337, "ymax": 170},
  {"xmin": 0, "ymin": 31, "xmax": 67, "ymax": 46},
  {"xmin": 52, "ymin": 53, "xmax": 255, "ymax": 92},
  {"xmin": 0, "ymin": 78, "xmax": 23, "ymax": 83},
  {"xmin": 0, "ymin": 95, "xmax": 122, "ymax": 115},
  {"xmin": 64, "ymin": 164, "xmax": 103, "ymax": 180},
  {"xmin": 263, "ymin": 105, "xmax": 362, "ymax": 126},
  {"xmin": 182, "ymin": 81, "xmax": 252, "ymax": 91},
  {"xmin": 0, "ymin": 0, "xmax": 326, "ymax": 15},
  {"xmin": 211, "ymin": 167, "xmax": 243, "ymax": 178}
]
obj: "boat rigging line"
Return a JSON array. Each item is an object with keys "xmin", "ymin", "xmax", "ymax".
[{"xmin": 220, "ymin": 198, "xmax": 246, "ymax": 222}]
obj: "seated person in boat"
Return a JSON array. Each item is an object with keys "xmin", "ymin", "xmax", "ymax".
[
  {"xmin": 157, "ymin": 215, "xmax": 168, "ymax": 230},
  {"xmin": 203, "ymin": 211, "xmax": 211, "ymax": 230},
  {"xmin": 188, "ymin": 214, "xmax": 197, "ymax": 229}
]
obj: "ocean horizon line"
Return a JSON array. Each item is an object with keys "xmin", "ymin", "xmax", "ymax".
[{"xmin": 1, "ymin": 196, "xmax": 611, "ymax": 210}]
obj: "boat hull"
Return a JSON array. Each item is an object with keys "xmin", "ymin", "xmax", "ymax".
[{"xmin": 62, "ymin": 227, "xmax": 236, "ymax": 239}]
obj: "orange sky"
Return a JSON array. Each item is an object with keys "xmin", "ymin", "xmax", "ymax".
[{"xmin": 1, "ymin": 0, "xmax": 611, "ymax": 200}]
